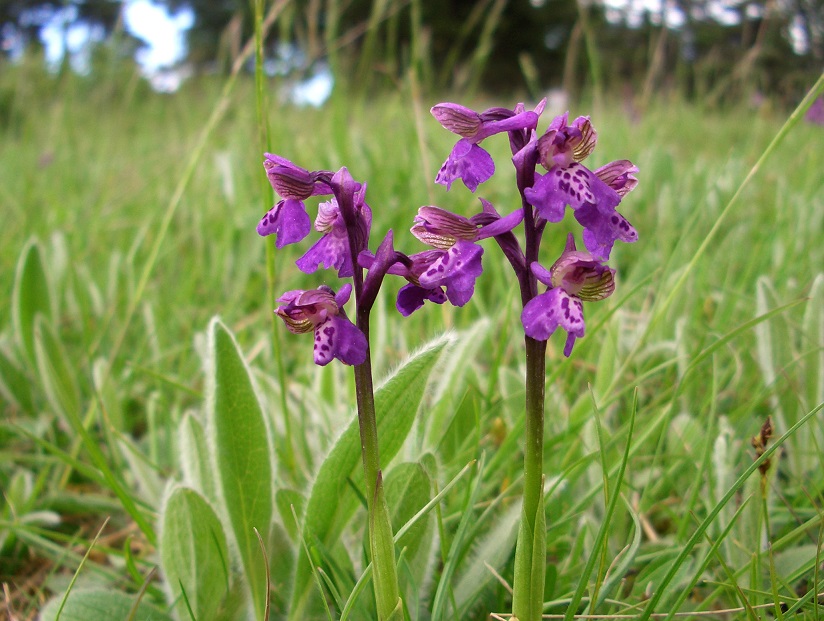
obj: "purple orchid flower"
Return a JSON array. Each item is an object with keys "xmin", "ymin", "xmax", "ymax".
[
  {"xmin": 275, "ymin": 283, "xmax": 367, "ymax": 366},
  {"xmin": 521, "ymin": 234, "xmax": 615, "ymax": 356},
  {"xmin": 431, "ymin": 103, "xmax": 541, "ymax": 192},
  {"xmin": 522, "ymin": 113, "xmax": 639, "ymax": 259},
  {"xmin": 363, "ymin": 203, "xmax": 524, "ymax": 315},
  {"xmin": 257, "ymin": 154, "xmax": 333, "ymax": 248},
  {"xmin": 296, "ymin": 181, "xmax": 372, "ymax": 278}
]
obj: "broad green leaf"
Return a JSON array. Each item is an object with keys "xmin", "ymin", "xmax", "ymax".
[
  {"xmin": 424, "ymin": 319, "xmax": 489, "ymax": 449},
  {"xmin": 38, "ymin": 588, "xmax": 173, "ymax": 621},
  {"xmin": 384, "ymin": 461, "xmax": 435, "ymax": 600},
  {"xmin": 512, "ymin": 486, "xmax": 546, "ymax": 621},
  {"xmin": 0, "ymin": 344, "xmax": 35, "ymax": 413},
  {"xmin": 12, "ymin": 238, "xmax": 53, "ymax": 366},
  {"xmin": 289, "ymin": 333, "xmax": 453, "ymax": 620},
  {"xmin": 431, "ymin": 456, "xmax": 484, "ymax": 621},
  {"xmin": 207, "ymin": 318, "xmax": 273, "ymax": 621},
  {"xmin": 755, "ymin": 277, "xmax": 794, "ymax": 427},
  {"xmin": 276, "ymin": 488, "xmax": 305, "ymax": 541},
  {"xmin": 160, "ymin": 486, "xmax": 230, "ymax": 621},
  {"xmin": 34, "ymin": 316, "xmax": 80, "ymax": 425},
  {"xmin": 594, "ymin": 496, "xmax": 643, "ymax": 608},
  {"xmin": 178, "ymin": 411, "xmax": 216, "ymax": 502},
  {"xmin": 266, "ymin": 521, "xmax": 296, "ymax": 615},
  {"xmin": 117, "ymin": 437, "xmax": 163, "ymax": 507},
  {"xmin": 93, "ymin": 357, "xmax": 124, "ymax": 432},
  {"xmin": 593, "ymin": 321, "xmax": 618, "ymax": 399},
  {"xmin": 428, "ymin": 318, "xmax": 489, "ymax": 406},
  {"xmin": 370, "ymin": 474, "xmax": 401, "ymax": 620}
]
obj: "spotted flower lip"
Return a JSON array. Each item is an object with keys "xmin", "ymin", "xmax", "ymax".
[
  {"xmin": 431, "ymin": 103, "xmax": 541, "ymax": 192},
  {"xmin": 521, "ymin": 234, "xmax": 615, "ymax": 356},
  {"xmin": 275, "ymin": 284, "xmax": 367, "ymax": 366},
  {"xmin": 360, "ymin": 243, "xmax": 483, "ymax": 316},
  {"xmin": 396, "ymin": 242, "xmax": 484, "ymax": 314}
]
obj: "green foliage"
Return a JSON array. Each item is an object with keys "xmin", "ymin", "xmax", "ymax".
[
  {"xmin": 207, "ymin": 318, "xmax": 274, "ymax": 621},
  {"xmin": 38, "ymin": 588, "xmax": 173, "ymax": 621},
  {"xmin": 159, "ymin": 486, "xmax": 231, "ymax": 621},
  {"xmin": 289, "ymin": 335, "xmax": 452, "ymax": 619},
  {"xmin": 12, "ymin": 238, "xmax": 53, "ymax": 365}
]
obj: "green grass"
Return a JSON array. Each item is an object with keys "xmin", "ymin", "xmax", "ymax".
[{"xmin": 1, "ymin": 57, "xmax": 823, "ymax": 621}]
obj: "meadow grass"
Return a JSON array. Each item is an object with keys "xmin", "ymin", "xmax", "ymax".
[{"xmin": 1, "ymin": 57, "xmax": 823, "ymax": 621}]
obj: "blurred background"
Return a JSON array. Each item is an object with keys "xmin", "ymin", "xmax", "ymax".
[{"xmin": 1, "ymin": 0, "xmax": 821, "ymax": 106}]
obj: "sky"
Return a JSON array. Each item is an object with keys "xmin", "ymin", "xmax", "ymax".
[
  {"xmin": 41, "ymin": 0, "xmax": 192, "ymax": 71},
  {"xmin": 39, "ymin": 0, "xmax": 335, "ymax": 100},
  {"xmin": 122, "ymin": 0, "xmax": 194, "ymax": 69}
]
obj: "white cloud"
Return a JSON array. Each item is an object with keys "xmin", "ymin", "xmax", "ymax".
[{"xmin": 124, "ymin": 0, "xmax": 193, "ymax": 70}]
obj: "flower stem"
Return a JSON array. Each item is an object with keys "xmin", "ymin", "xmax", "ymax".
[
  {"xmin": 335, "ymin": 166, "xmax": 401, "ymax": 620},
  {"xmin": 512, "ymin": 334, "xmax": 548, "ymax": 621},
  {"xmin": 353, "ymin": 323, "xmax": 380, "ymax": 507},
  {"xmin": 513, "ymin": 183, "xmax": 548, "ymax": 621},
  {"xmin": 523, "ymin": 335, "xmax": 547, "ymax": 535},
  {"xmin": 354, "ymin": 309, "xmax": 401, "ymax": 621}
]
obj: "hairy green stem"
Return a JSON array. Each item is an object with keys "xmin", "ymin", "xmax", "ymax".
[
  {"xmin": 523, "ymin": 336, "xmax": 547, "ymax": 533},
  {"xmin": 353, "ymin": 312, "xmax": 401, "ymax": 620},
  {"xmin": 353, "ymin": 322, "xmax": 380, "ymax": 510},
  {"xmin": 513, "ymin": 186, "xmax": 548, "ymax": 621},
  {"xmin": 512, "ymin": 335, "xmax": 548, "ymax": 621}
]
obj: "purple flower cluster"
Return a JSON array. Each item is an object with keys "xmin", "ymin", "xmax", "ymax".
[
  {"xmin": 258, "ymin": 163, "xmax": 373, "ymax": 366},
  {"xmin": 427, "ymin": 101, "xmax": 639, "ymax": 355},
  {"xmin": 258, "ymin": 101, "xmax": 638, "ymax": 363}
]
